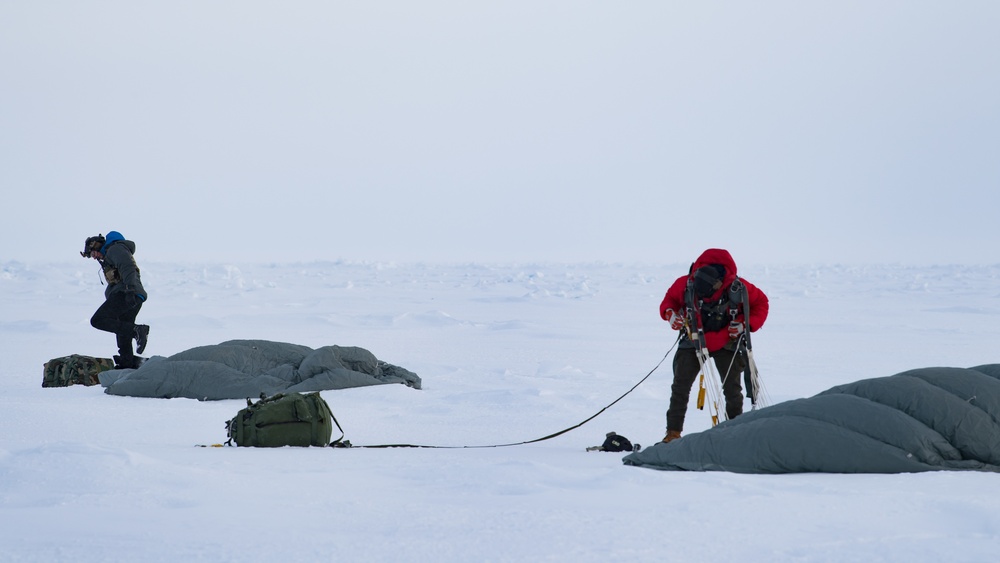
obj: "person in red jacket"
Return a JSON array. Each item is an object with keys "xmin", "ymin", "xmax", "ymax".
[{"xmin": 659, "ymin": 248, "xmax": 768, "ymax": 443}]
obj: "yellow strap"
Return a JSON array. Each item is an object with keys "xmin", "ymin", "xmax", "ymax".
[{"xmin": 696, "ymin": 373, "xmax": 706, "ymax": 410}]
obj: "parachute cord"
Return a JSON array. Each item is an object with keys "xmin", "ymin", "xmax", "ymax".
[
  {"xmin": 705, "ymin": 351, "xmax": 725, "ymax": 426},
  {"xmin": 708, "ymin": 339, "xmax": 748, "ymax": 425},
  {"xmin": 730, "ymin": 332, "xmax": 772, "ymax": 410},
  {"xmin": 341, "ymin": 334, "xmax": 684, "ymax": 450},
  {"xmin": 722, "ymin": 335, "xmax": 771, "ymax": 419},
  {"xmin": 693, "ymin": 344, "xmax": 725, "ymax": 427},
  {"xmin": 719, "ymin": 338, "xmax": 742, "ymax": 391},
  {"xmin": 722, "ymin": 333, "xmax": 771, "ymax": 412},
  {"xmin": 745, "ymin": 348, "xmax": 771, "ymax": 409}
]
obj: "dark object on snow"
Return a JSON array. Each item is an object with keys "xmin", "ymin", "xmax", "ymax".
[
  {"xmin": 100, "ymin": 340, "xmax": 421, "ymax": 400},
  {"xmin": 587, "ymin": 432, "xmax": 640, "ymax": 452},
  {"xmin": 623, "ymin": 364, "xmax": 1000, "ymax": 474},
  {"xmin": 227, "ymin": 392, "xmax": 336, "ymax": 447},
  {"xmin": 43, "ymin": 354, "xmax": 115, "ymax": 387}
]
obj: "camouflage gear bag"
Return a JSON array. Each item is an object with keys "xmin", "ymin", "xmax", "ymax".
[
  {"xmin": 42, "ymin": 355, "xmax": 115, "ymax": 387},
  {"xmin": 226, "ymin": 392, "xmax": 339, "ymax": 447}
]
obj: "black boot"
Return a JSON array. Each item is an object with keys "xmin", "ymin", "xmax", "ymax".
[
  {"xmin": 134, "ymin": 324, "xmax": 150, "ymax": 354},
  {"xmin": 113, "ymin": 355, "xmax": 134, "ymax": 369}
]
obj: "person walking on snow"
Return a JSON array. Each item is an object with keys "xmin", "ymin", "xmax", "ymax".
[
  {"xmin": 659, "ymin": 248, "xmax": 768, "ymax": 443},
  {"xmin": 82, "ymin": 231, "xmax": 150, "ymax": 369}
]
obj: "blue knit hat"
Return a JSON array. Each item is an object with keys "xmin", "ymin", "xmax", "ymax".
[{"xmin": 100, "ymin": 231, "xmax": 125, "ymax": 254}]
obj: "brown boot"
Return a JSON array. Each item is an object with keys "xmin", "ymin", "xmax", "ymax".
[{"xmin": 662, "ymin": 430, "xmax": 682, "ymax": 443}]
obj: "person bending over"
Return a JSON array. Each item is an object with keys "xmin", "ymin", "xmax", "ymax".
[{"xmin": 659, "ymin": 248, "xmax": 768, "ymax": 443}]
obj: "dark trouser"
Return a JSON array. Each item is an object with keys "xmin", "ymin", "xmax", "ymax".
[
  {"xmin": 91, "ymin": 293, "xmax": 141, "ymax": 365},
  {"xmin": 666, "ymin": 344, "xmax": 746, "ymax": 433}
]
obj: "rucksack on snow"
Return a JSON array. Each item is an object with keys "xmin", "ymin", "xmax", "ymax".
[
  {"xmin": 226, "ymin": 392, "xmax": 336, "ymax": 447},
  {"xmin": 43, "ymin": 355, "xmax": 115, "ymax": 387}
]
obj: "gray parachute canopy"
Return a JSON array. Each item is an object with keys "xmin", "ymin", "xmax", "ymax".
[
  {"xmin": 623, "ymin": 364, "xmax": 1000, "ymax": 474},
  {"xmin": 100, "ymin": 340, "xmax": 421, "ymax": 401}
]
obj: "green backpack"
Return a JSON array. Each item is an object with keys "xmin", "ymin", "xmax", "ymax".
[
  {"xmin": 226, "ymin": 392, "xmax": 339, "ymax": 447},
  {"xmin": 42, "ymin": 355, "xmax": 115, "ymax": 387}
]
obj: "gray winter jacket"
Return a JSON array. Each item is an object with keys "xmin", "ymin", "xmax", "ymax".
[{"xmin": 103, "ymin": 238, "xmax": 147, "ymax": 301}]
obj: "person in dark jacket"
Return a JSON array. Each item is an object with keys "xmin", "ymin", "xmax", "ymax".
[
  {"xmin": 658, "ymin": 248, "xmax": 768, "ymax": 443},
  {"xmin": 83, "ymin": 232, "xmax": 149, "ymax": 369}
]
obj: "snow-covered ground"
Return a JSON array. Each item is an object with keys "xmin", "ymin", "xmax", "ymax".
[{"xmin": 2, "ymin": 260, "xmax": 999, "ymax": 562}]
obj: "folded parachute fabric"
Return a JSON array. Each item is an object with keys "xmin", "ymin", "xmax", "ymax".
[
  {"xmin": 100, "ymin": 339, "xmax": 421, "ymax": 400},
  {"xmin": 623, "ymin": 364, "xmax": 1000, "ymax": 474}
]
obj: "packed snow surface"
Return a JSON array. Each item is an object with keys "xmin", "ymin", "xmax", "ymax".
[{"xmin": 3, "ymin": 260, "xmax": 1000, "ymax": 562}]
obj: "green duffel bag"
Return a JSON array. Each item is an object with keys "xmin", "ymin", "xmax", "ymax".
[
  {"xmin": 226, "ymin": 392, "xmax": 339, "ymax": 447},
  {"xmin": 42, "ymin": 355, "xmax": 115, "ymax": 387}
]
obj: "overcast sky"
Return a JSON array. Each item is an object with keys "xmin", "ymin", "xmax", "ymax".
[{"xmin": 2, "ymin": 2, "xmax": 998, "ymax": 266}]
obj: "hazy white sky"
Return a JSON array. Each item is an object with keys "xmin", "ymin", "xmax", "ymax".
[{"xmin": 2, "ymin": 1, "xmax": 998, "ymax": 265}]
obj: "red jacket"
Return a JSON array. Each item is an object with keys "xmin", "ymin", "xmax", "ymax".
[{"xmin": 659, "ymin": 248, "xmax": 769, "ymax": 352}]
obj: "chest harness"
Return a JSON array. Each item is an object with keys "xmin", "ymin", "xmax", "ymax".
[{"xmin": 684, "ymin": 277, "xmax": 749, "ymax": 334}]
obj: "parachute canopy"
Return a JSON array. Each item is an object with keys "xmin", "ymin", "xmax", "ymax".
[
  {"xmin": 100, "ymin": 340, "xmax": 421, "ymax": 401},
  {"xmin": 624, "ymin": 365, "xmax": 1000, "ymax": 474}
]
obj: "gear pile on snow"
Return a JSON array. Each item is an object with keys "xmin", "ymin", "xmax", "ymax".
[
  {"xmin": 624, "ymin": 364, "xmax": 1000, "ymax": 474},
  {"xmin": 42, "ymin": 355, "xmax": 115, "ymax": 387},
  {"xmin": 100, "ymin": 340, "xmax": 421, "ymax": 401}
]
